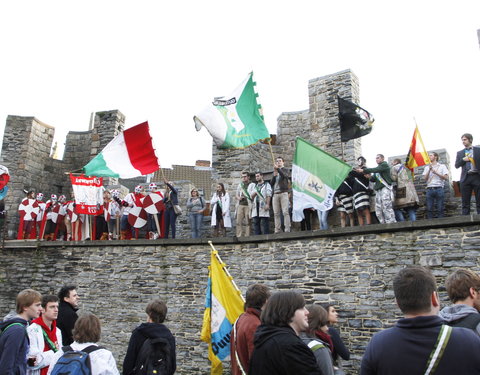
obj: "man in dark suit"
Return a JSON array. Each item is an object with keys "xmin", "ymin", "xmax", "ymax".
[{"xmin": 455, "ymin": 133, "xmax": 480, "ymax": 215}]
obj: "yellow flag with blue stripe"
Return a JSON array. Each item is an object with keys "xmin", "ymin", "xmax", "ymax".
[{"xmin": 200, "ymin": 249, "xmax": 244, "ymax": 374}]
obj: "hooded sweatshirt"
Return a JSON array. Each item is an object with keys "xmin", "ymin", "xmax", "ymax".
[
  {"xmin": 438, "ymin": 304, "xmax": 480, "ymax": 335},
  {"xmin": 122, "ymin": 322, "xmax": 176, "ymax": 375},
  {"xmin": 249, "ymin": 325, "xmax": 321, "ymax": 375},
  {"xmin": 0, "ymin": 317, "xmax": 29, "ymax": 375}
]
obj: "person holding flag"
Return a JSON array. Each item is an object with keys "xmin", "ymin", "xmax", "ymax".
[
  {"xmin": 201, "ymin": 243, "xmax": 244, "ymax": 375},
  {"xmin": 358, "ymin": 154, "xmax": 396, "ymax": 224},
  {"xmin": 271, "ymin": 157, "xmax": 291, "ymax": 233}
]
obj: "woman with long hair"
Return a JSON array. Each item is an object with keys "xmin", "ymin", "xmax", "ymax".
[
  {"xmin": 210, "ymin": 183, "xmax": 231, "ymax": 237},
  {"xmin": 163, "ymin": 178, "xmax": 179, "ymax": 239},
  {"xmin": 323, "ymin": 304, "xmax": 350, "ymax": 372},
  {"xmin": 186, "ymin": 188, "xmax": 205, "ymax": 238},
  {"xmin": 301, "ymin": 304, "xmax": 335, "ymax": 375}
]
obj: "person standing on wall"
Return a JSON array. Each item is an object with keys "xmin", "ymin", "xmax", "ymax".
[
  {"xmin": 210, "ymin": 183, "xmax": 231, "ymax": 237},
  {"xmin": 186, "ymin": 188, "xmax": 205, "ymax": 238},
  {"xmin": 455, "ymin": 133, "xmax": 480, "ymax": 215},
  {"xmin": 235, "ymin": 171, "xmax": 253, "ymax": 237},
  {"xmin": 249, "ymin": 172, "xmax": 272, "ymax": 235},
  {"xmin": 271, "ymin": 157, "xmax": 291, "ymax": 233},
  {"xmin": 163, "ymin": 179, "xmax": 179, "ymax": 239},
  {"xmin": 422, "ymin": 152, "xmax": 449, "ymax": 219}
]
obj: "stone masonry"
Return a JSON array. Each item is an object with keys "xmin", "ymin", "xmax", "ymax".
[
  {"xmin": 0, "ymin": 111, "xmax": 124, "ymax": 237},
  {"xmin": 1, "ymin": 215, "xmax": 479, "ymax": 374}
]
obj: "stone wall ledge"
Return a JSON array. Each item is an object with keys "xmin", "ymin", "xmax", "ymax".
[{"xmin": 4, "ymin": 215, "xmax": 479, "ymax": 250}]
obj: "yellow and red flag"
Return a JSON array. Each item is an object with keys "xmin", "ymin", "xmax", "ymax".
[{"xmin": 405, "ymin": 125, "xmax": 430, "ymax": 174}]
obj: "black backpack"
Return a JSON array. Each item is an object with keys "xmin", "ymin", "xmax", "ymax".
[
  {"xmin": 132, "ymin": 337, "xmax": 172, "ymax": 375},
  {"xmin": 449, "ymin": 313, "xmax": 480, "ymax": 331}
]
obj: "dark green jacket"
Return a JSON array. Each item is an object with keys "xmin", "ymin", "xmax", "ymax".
[{"xmin": 364, "ymin": 162, "xmax": 393, "ymax": 191}]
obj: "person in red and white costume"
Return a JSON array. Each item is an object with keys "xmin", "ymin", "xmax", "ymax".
[
  {"xmin": 116, "ymin": 185, "xmax": 144, "ymax": 240},
  {"xmin": 146, "ymin": 183, "xmax": 164, "ymax": 240},
  {"xmin": 43, "ymin": 195, "xmax": 59, "ymax": 241},
  {"xmin": 18, "ymin": 190, "xmax": 38, "ymax": 239},
  {"xmin": 35, "ymin": 193, "xmax": 46, "ymax": 237}
]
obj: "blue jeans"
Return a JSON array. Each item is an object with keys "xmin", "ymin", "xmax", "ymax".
[
  {"xmin": 189, "ymin": 212, "xmax": 203, "ymax": 238},
  {"xmin": 426, "ymin": 187, "xmax": 445, "ymax": 218},
  {"xmin": 394, "ymin": 207, "xmax": 417, "ymax": 222},
  {"xmin": 253, "ymin": 216, "xmax": 269, "ymax": 235},
  {"xmin": 164, "ymin": 208, "xmax": 177, "ymax": 239},
  {"xmin": 317, "ymin": 210, "xmax": 329, "ymax": 230}
]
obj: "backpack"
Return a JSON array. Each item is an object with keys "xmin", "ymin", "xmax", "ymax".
[
  {"xmin": 50, "ymin": 345, "xmax": 103, "ymax": 375},
  {"xmin": 449, "ymin": 313, "xmax": 480, "ymax": 331},
  {"xmin": 132, "ymin": 337, "xmax": 171, "ymax": 375}
]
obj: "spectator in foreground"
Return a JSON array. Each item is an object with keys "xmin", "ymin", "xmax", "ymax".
[
  {"xmin": 123, "ymin": 300, "xmax": 176, "ymax": 375},
  {"xmin": 300, "ymin": 305, "xmax": 335, "ymax": 375},
  {"xmin": 0, "ymin": 289, "xmax": 42, "ymax": 375},
  {"xmin": 230, "ymin": 284, "xmax": 271, "ymax": 375},
  {"xmin": 360, "ymin": 265, "xmax": 480, "ymax": 375},
  {"xmin": 323, "ymin": 304, "xmax": 350, "ymax": 373},
  {"xmin": 439, "ymin": 268, "xmax": 480, "ymax": 335},
  {"xmin": 249, "ymin": 291, "xmax": 321, "ymax": 374}
]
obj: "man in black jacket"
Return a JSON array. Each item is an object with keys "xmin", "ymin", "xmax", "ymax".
[
  {"xmin": 361, "ymin": 266, "xmax": 480, "ymax": 375},
  {"xmin": 249, "ymin": 291, "xmax": 321, "ymax": 375},
  {"xmin": 455, "ymin": 133, "xmax": 480, "ymax": 215},
  {"xmin": 123, "ymin": 299, "xmax": 176, "ymax": 375},
  {"xmin": 56, "ymin": 285, "xmax": 79, "ymax": 345}
]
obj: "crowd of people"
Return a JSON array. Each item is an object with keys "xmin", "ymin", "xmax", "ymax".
[
  {"xmin": 0, "ymin": 286, "xmax": 175, "ymax": 375},
  {"xmin": 4, "ymin": 266, "xmax": 480, "ymax": 374},
  {"xmin": 15, "ymin": 133, "xmax": 480, "ymax": 241}
]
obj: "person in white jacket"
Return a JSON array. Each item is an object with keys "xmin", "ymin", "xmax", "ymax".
[
  {"xmin": 27, "ymin": 295, "xmax": 63, "ymax": 375},
  {"xmin": 47, "ymin": 313, "xmax": 119, "ymax": 375},
  {"xmin": 210, "ymin": 183, "xmax": 231, "ymax": 237}
]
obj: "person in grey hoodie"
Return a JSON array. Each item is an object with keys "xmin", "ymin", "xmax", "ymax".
[{"xmin": 439, "ymin": 268, "xmax": 480, "ymax": 335}]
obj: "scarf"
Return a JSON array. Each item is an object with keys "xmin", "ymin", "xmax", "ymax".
[
  {"xmin": 31, "ymin": 316, "xmax": 59, "ymax": 375},
  {"xmin": 315, "ymin": 329, "xmax": 334, "ymax": 354}
]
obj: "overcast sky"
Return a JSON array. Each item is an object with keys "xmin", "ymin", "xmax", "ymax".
[{"xmin": 1, "ymin": 1, "xmax": 479, "ymax": 180}]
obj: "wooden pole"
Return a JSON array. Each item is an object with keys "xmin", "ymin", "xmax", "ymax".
[
  {"xmin": 208, "ymin": 241, "xmax": 245, "ymax": 302},
  {"xmin": 267, "ymin": 140, "xmax": 276, "ymax": 168}
]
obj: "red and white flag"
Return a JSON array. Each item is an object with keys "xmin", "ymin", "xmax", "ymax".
[{"xmin": 70, "ymin": 174, "xmax": 104, "ymax": 215}]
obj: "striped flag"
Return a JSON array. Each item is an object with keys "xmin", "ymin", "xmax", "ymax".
[
  {"xmin": 292, "ymin": 137, "xmax": 351, "ymax": 222},
  {"xmin": 83, "ymin": 122, "xmax": 160, "ymax": 178},
  {"xmin": 194, "ymin": 72, "xmax": 270, "ymax": 149},
  {"xmin": 405, "ymin": 125, "xmax": 430, "ymax": 173},
  {"xmin": 200, "ymin": 249, "xmax": 244, "ymax": 375}
]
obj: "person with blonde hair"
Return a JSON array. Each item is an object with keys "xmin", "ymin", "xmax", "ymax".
[{"xmin": 0, "ymin": 289, "xmax": 42, "ymax": 375}]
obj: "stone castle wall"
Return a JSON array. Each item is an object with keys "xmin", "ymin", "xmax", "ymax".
[
  {"xmin": 1, "ymin": 216, "xmax": 479, "ymax": 374},
  {"xmin": 1, "ymin": 111, "xmax": 124, "ymax": 237}
]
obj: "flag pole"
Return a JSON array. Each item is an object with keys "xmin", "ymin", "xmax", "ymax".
[
  {"xmin": 208, "ymin": 241, "xmax": 245, "ymax": 302},
  {"xmin": 267, "ymin": 139, "xmax": 276, "ymax": 167}
]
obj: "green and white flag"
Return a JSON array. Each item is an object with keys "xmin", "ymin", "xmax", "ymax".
[
  {"xmin": 194, "ymin": 72, "xmax": 270, "ymax": 149},
  {"xmin": 292, "ymin": 137, "xmax": 351, "ymax": 221}
]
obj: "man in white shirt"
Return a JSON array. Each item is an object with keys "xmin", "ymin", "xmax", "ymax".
[
  {"xmin": 422, "ymin": 152, "xmax": 449, "ymax": 218},
  {"xmin": 27, "ymin": 295, "xmax": 63, "ymax": 375}
]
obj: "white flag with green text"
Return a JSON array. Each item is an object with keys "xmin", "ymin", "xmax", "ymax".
[
  {"xmin": 292, "ymin": 137, "xmax": 351, "ymax": 222},
  {"xmin": 194, "ymin": 72, "xmax": 270, "ymax": 149}
]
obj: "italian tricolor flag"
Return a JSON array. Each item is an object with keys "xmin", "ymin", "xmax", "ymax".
[
  {"xmin": 83, "ymin": 121, "xmax": 160, "ymax": 178},
  {"xmin": 292, "ymin": 137, "xmax": 351, "ymax": 221},
  {"xmin": 194, "ymin": 72, "xmax": 270, "ymax": 149}
]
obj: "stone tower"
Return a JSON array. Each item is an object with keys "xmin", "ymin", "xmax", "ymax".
[
  {"xmin": 211, "ymin": 69, "xmax": 362, "ymax": 207},
  {"xmin": 0, "ymin": 110, "xmax": 124, "ymax": 237}
]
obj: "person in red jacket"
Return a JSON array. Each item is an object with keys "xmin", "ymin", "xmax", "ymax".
[{"xmin": 230, "ymin": 284, "xmax": 270, "ymax": 375}]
